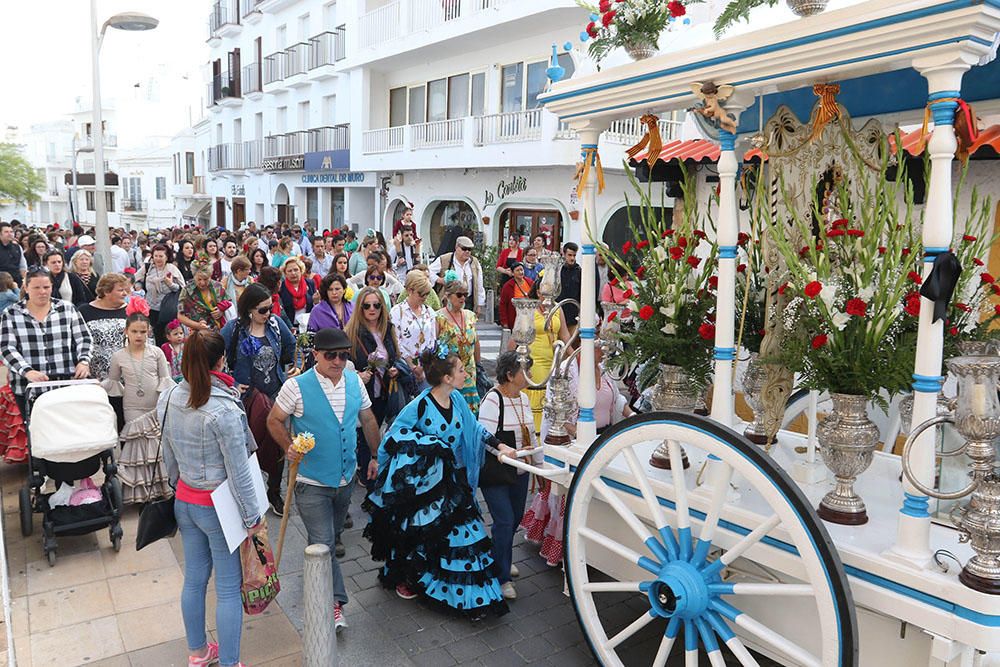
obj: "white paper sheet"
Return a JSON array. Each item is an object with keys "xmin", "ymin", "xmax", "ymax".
[{"xmin": 212, "ymin": 453, "xmax": 269, "ymax": 553}]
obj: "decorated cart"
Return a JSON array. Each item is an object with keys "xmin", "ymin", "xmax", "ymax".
[{"xmin": 497, "ymin": 1, "xmax": 1000, "ymax": 665}]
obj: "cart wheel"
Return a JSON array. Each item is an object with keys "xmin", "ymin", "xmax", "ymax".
[
  {"xmin": 46, "ymin": 550, "xmax": 56, "ymax": 567},
  {"xmin": 110, "ymin": 478, "xmax": 124, "ymax": 514},
  {"xmin": 18, "ymin": 485, "xmax": 32, "ymax": 537},
  {"xmin": 564, "ymin": 411, "xmax": 858, "ymax": 667},
  {"xmin": 111, "ymin": 524, "xmax": 123, "ymax": 553}
]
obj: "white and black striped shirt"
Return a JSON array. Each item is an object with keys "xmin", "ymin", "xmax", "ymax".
[{"xmin": 0, "ymin": 298, "xmax": 93, "ymax": 396}]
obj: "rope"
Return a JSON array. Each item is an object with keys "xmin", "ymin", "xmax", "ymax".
[
  {"xmin": 625, "ymin": 114, "xmax": 663, "ymax": 168},
  {"xmin": 576, "ymin": 147, "xmax": 606, "ymax": 198}
]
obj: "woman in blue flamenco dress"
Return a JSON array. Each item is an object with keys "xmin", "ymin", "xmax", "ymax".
[{"xmin": 364, "ymin": 345, "xmax": 516, "ymax": 621}]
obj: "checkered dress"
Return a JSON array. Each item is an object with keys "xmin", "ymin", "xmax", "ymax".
[{"xmin": 0, "ymin": 299, "xmax": 93, "ymax": 397}]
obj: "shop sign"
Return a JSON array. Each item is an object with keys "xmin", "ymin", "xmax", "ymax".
[
  {"xmin": 304, "ymin": 150, "xmax": 350, "ymax": 171},
  {"xmin": 483, "ymin": 175, "xmax": 528, "ymax": 206},
  {"xmin": 262, "ymin": 155, "xmax": 305, "ymax": 172},
  {"xmin": 300, "ymin": 172, "xmax": 370, "ymax": 186},
  {"xmin": 231, "ymin": 184, "xmax": 245, "ymax": 196}
]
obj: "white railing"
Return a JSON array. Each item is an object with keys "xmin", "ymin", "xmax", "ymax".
[
  {"xmin": 604, "ymin": 118, "xmax": 683, "ymax": 145},
  {"xmin": 411, "ymin": 118, "xmax": 464, "ymax": 149},
  {"xmin": 474, "ymin": 109, "xmax": 542, "ymax": 145},
  {"xmin": 363, "ymin": 127, "xmax": 405, "ymax": 154},
  {"xmin": 410, "ymin": 0, "xmax": 462, "ymax": 33},
  {"xmin": 359, "ymin": 1, "xmax": 401, "ymax": 49}
]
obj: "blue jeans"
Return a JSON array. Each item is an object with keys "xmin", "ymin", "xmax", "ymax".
[
  {"xmin": 481, "ymin": 473, "xmax": 530, "ymax": 584},
  {"xmin": 175, "ymin": 500, "xmax": 244, "ymax": 667},
  {"xmin": 294, "ymin": 480, "xmax": 353, "ymax": 605}
]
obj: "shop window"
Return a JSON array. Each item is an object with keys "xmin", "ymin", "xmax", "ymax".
[{"xmin": 428, "ymin": 201, "xmax": 476, "ymax": 256}]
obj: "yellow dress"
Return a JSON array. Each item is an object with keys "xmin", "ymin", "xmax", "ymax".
[
  {"xmin": 527, "ymin": 310, "xmax": 559, "ymax": 433},
  {"xmin": 436, "ymin": 308, "xmax": 480, "ymax": 414}
]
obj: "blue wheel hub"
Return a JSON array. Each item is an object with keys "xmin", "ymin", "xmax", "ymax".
[{"xmin": 644, "ymin": 560, "xmax": 710, "ymax": 620}]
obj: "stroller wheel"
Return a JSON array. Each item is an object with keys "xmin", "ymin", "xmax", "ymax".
[
  {"xmin": 110, "ymin": 524, "xmax": 123, "ymax": 553},
  {"xmin": 18, "ymin": 485, "xmax": 32, "ymax": 537},
  {"xmin": 46, "ymin": 550, "xmax": 56, "ymax": 567}
]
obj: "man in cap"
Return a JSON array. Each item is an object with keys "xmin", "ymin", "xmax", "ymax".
[
  {"xmin": 266, "ymin": 327, "xmax": 381, "ymax": 633},
  {"xmin": 68, "ymin": 234, "xmax": 104, "ymax": 274},
  {"xmin": 428, "ymin": 235, "xmax": 486, "ymax": 316}
]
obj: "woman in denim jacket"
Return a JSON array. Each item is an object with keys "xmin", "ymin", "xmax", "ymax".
[
  {"xmin": 158, "ymin": 330, "xmax": 261, "ymax": 667},
  {"xmin": 221, "ymin": 284, "xmax": 297, "ymax": 516}
]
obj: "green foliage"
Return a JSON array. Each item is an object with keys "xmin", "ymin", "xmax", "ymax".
[
  {"xmin": 0, "ymin": 143, "xmax": 43, "ymax": 205},
  {"xmin": 713, "ymin": 0, "xmax": 778, "ymax": 37},
  {"xmin": 473, "ymin": 243, "xmax": 499, "ymax": 289}
]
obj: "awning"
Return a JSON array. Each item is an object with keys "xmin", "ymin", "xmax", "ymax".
[
  {"xmin": 631, "ymin": 138, "xmax": 762, "ymax": 166},
  {"xmin": 182, "ymin": 202, "xmax": 211, "ymax": 220},
  {"xmin": 891, "ymin": 125, "xmax": 1000, "ymax": 159}
]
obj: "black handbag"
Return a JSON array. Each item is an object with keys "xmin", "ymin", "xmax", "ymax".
[
  {"xmin": 479, "ymin": 389, "xmax": 518, "ymax": 487},
  {"xmin": 135, "ymin": 388, "xmax": 178, "ymax": 551}
]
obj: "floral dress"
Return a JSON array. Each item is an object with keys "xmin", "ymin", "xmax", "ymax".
[
  {"xmin": 179, "ymin": 280, "xmax": 226, "ymax": 332},
  {"xmin": 436, "ymin": 308, "xmax": 479, "ymax": 413}
]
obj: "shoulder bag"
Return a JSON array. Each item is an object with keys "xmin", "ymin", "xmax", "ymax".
[
  {"xmin": 479, "ymin": 389, "xmax": 518, "ymax": 487},
  {"xmin": 135, "ymin": 388, "xmax": 178, "ymax": 551}
]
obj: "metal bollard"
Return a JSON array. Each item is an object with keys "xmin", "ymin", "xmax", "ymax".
[{"xmin": 303, "ymin": 544, "xmax": 337, "ymax": 666}]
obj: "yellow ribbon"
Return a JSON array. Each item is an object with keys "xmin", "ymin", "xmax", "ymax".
[
  {"xmin": 807, "ymin": 83, "xmax": 841, "ymax": 143},
  {"xmin": 576, "ymin": 147, "xmax": 605, "ymax": 199},
  {"xmin": 625, "ymin": 114, "xmax": 663, "ymax": 168}
]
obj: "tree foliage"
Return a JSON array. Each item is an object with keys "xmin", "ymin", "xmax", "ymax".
[
  {"xmin": 713, "ymin": 0, "xmax": 778, "ymax": 37},
  {"xmin": 0, "ymin": 143, "xmax": 43, "ymax": 205}
]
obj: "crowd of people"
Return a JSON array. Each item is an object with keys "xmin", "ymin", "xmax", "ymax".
[{"xmin": 0, "ymin": 214, "xmax": 632, "ymax": 667}]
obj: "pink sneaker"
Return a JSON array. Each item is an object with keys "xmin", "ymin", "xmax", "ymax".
[
  {"xmin": 188, "ymin": 642, "xmax": 219, "ymax": 667},
  {"xmin": 395, "ymin": 583, "xmax": 418, "ymax": 600},
  {"xmin": 334, "ymin": 603, "xmax": 347, "ymax": 631}
]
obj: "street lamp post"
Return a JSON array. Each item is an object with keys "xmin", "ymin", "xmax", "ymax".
[{"xmin": 88, "ymin": 0, "xmax": 158, "ymax": 273}]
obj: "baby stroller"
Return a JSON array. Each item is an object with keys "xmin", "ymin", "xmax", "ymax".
[{"xmin": 18, "ymin": 379, "xmax": 124, "ymax": 566}]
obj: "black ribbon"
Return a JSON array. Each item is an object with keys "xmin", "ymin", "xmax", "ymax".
[{"xmin": 919, "ymin": 250, "xmax": 962, "ymax": 323}]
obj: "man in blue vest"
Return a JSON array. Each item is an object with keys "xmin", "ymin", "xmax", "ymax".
[{"xmin": 266, "ymin": 327, "xmax": 381, "ymax": 632}]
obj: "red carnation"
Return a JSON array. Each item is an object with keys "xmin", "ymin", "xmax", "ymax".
[
  {"xmin": 831, "ymin": 219, "xmax": 849, "ymax": 229},
  {"xmin": 950, "ymin": 326, "xmax": 960, "ymax": 336},
  {"xmin": 622, "ymin": 240, "xmax": 632, "ymax": 254},
  {"xmin": 902, "ymin": 248, "xmax": 911, "ymax": 256},
  {"xmin": 708, "ymin": 275, "xmax": 719, "ymax": 289},
  {"xmin": 995, "ymin": 304, "xmax": 1000, "ymax": 316},
  {"xmin": 669, "ymin": 246, "xmax": 684, "ymax": 260},
  {"xmin": 687, "ymin": 256, "xmax": 701, "ymax": 268},
  {"xmin": 607, "ymin": 310, "xmax": 618, "ymax": 322},
  {"xmin": 845, "ymin": 298, "xmax": 867, "ymax": 318},
  {"xmin": 778, "ymin": 282, "xmax": 789, "ymax": 296},
  {"xmin": 693, "ymin": 230, "xmax": 707, "ymax": 240},
  {"xmin": 904, "ymin": 292, "xmax": 921, "ymax": 317},
  {"xmin": 738, "ymin": 232, "xmax": 750, "ymax": 245},
  {"xmin": 957, "ymin": 303, "xmax": 972, "ymax": 313},
  {"xmin": 636, "ymin": 266, "xmax": 647, "ymax": 279},
  {"xmin": 826, "ymin": 229, "xmax": 846, "ymax": 238},
  {"xmin": 599, "ymin": 0, "xmax": 611, "ymax": 10},
  {"xmin": 737, "ymin": 263, "xmax": 746, "ymax": 273},
  {"xmin": 636, "ymin": 240, "xmax": 649, "ymax": 250},
  {"xmin": 982, "ymin": 273, "xmax": 996, "ymax": 284},
  {"xmin": 799, "ymin": 246, "xmax": 810, "ymax": 258},
  {"xmin": 601, "ymin": 10, "xmax": 615, "ymax": 26},
  {"xmin": 586, "ymin": 21, "xmax": 598, "ymax": 37},
  {"xmin": 804, "ymin": 281, "xmax": 822, "ymax": 298},
  {"xmin": 908, "ymin": 271, "xmax": 923, "ymax": 285},
  {"xmin": 662, "ymin": 228, "xmax": 674, "ymax": 237},
  {"xmin": 963, "ymin": 234, "xmax": 978, "ymax": 242},
  {"xmin": 667, "ymin": 0, "xmax": 686, "ymax": 17},
  {"xmin": 621, "ymin": 288, "xmax": 634, "ymax": 300},
  {"xmin": 878, "ymin": 246, "xmax": 887, "ymax": 255},
  {"xmin": 698, "ymin": 323, "xmax": 715, "ymax": 340},
  {"xmin": 816, "ymin": 242, "xmax": 824, "ymax": 252},
  {"xmin": 638, "ymin": 304, "xmax": 655, "ymax": 320},
  {"xmin": 811, "ymin": 334, "xmax": 828, "ymax": 350},
  {"xmin": 847, "ymin": 229, "xmax": 864, "ymax": 238},
  {"xmin": 609, "ymin": 277, "xmax": 619, "ymax": 287},
  {"xmin": 677, "ymin": 236, "xmax": 688, "ymax": 248},
  {"xmin": 974, "ymin": 258, "xmax": 985, "ymax": 266},
  {"xmin": 993, "ymin": 283, "xmax": 1000, "ymax": 296}
]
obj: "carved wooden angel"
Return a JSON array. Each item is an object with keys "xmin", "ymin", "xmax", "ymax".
[{"xmin": 689, "ymin": 82, "xmax": 738, "ymax": 134}]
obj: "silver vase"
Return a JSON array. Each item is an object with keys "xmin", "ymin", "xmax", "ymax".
[
  {"xmin": 957, "ymin": 340, "xmax": 997, "ymax": 357},
  {"xmin": 816, "ymin": 393, "xmax": 880, "ymax": 525},
  {"xmin": 786, "ymin": 0, "xmax": 828, "ymax": 17},
  {"xmin": 649, "ymin": 364, "xmax": 696, "ymax": 469},
  {"xmin": 742, "ymin": 353, "xmax": 769, "ymax": 445},
  {"xmin": 623, "ymin": 40, "xmax": 657, "ymax": 61},
  {"xmin": 951, "ymin": 473, "xmax": 1000, "ymax": 594}
]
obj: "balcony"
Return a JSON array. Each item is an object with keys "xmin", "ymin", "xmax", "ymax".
[
  {"xmin": 362, "ymin": 127, "xmax": 404, "ymax": 154},
  {"xmin": 264, "ymin": 125, "xmax": 350, "ymax": 159},
  {"xmin": 257, "ymin": 0, "xmax": 298, "ymax": 12},
  {"xmin": 241, "ymin": 0, "xmax": 263, "ymax": 23},
  {"xmin": 206, "ymin": 70, "xmax": 242, "ymax": 109},
  {"xmin": 474, "ymin": 110, "xmax": 542, "ymax": 146},
  {"xmin": 208, "ymin": 1, "xmax": 242, "ymax": 39},
  {"xmin": 411, "ymin": 119, "xmax": 464, "ymax": 150},
  {"xmin": 208, "ymin": 142, "xmax": 261, "ymax": 172},
  {"xmin": 263, "ymin": 51, "xmax": 287, "ymax": 87},
  {"xmin": 284, "ymin": 42, "xmax": 311, "ymax": 87},
  {"xmin": 193, "ymin": 176, "xmax": 207, "ymax": 194},
  {"xmin": 242, "ymin": 62, "xmax": 263, "ymax": 99},
  {"xmin": 603, "ymin": 117, "xmax": 682, "ymax": 145},
  {"xmin": 307, "ymin": 29, "xmax": 346, "ymax": 80},
  {"xmin": 80, "ymin": 134, "xmax": 118, "ymax": 149},
  {"xmin": 122, "ymin": 199, "xmax": 148, "ymax": 215}
]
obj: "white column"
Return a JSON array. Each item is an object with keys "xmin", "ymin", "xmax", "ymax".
[
  {"xmin": 887, "ymin": 59, "xmax": 970, "ymax": 568},
  {"xmin": 574, "ymin": 123, "xmax": 605, "ymax": 450}
]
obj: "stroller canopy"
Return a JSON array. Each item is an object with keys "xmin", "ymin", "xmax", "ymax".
[{"xmin": 29, "ymin": 384, "xmax": 119, "ymax": 463}]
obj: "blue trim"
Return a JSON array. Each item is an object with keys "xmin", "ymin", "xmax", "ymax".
[
  {"xmin": 580, "ymin": 143, "xmax": 597, "ymax": 149},
  {"xmin": 582, "ymin": 244, "xmax": 595, "ymax": 255},
  {"xmin": 579, "ymin": 327, "xmax": 596, "ymax": 340},
  {"xmin": 714, "ymin": 347, "xmax": 736, "ymax": 361},
  {"xmin": 696, "ymin": 617, "xmax": 720, "ymax": 653},
  {"xmin": 929, "ymin": 90, "xmax": 961, "ymax": 126},
  {"xmin": 925, "ymin": 246, "xmax": 949, "ymax": 263},
  {"xmin": 912, "ymin": 373, "xmax": 944, "ymax": 393},
  {"xmin": 665, "ymin": 615, "xmax": 681, "ymax": 639},
  {"xmin": 684, "ymin": 620, "xmax": 698, "ymax": 651},
  {"xmin": 718, "ymin": 130, "xmax": 736, "ymax": 152},
  {"xmin": 578, "ymin": 407, "xmax": 595, "ymax": 422},
  {"xmin": 545, "ymin": 428, "xmax": 1000, "ymax": 629},
  {"xmin": 556, "ymin": 35, "xmax": 989, "ymax": 121},
  {"xmin": 901, "ymin": 493, "xmax": 931, "ymax": 519},
  {"xmin": 706, "ymin": 609, "xmax": 735, "ymax": 641},
  {"xmin": 645, "ymin": 536, "xmax": 670, "ymax": 564},
  {"xmin": 677, "ymin": 525, "xmax": 692, "ymax": 562},
  {"xmin": 719, "ymin": 245, "xmax": 738, "ymax": 259}
]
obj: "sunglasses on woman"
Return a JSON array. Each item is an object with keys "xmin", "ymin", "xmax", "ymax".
[
  {"xmin": 254, "ymin": 305, "xmax": 272, "ymax": 315},
  {"xmin": 368, "ymin": 275, "xmax": 385, "ymax": 283},
  {"xmin": 362, "ymin": 301, "xmax": 382, "ymax": 311},
  {"xmin": 321, "ymin": 350, "xmax": 351, "ymax": 361}
]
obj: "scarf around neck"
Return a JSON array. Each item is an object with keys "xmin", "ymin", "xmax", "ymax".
[{"xmin": 284, "ymin": 277, "xmax": 307, "ymax": 311}]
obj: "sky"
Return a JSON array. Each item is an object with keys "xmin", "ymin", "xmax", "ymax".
[{"xmin": 0, "ymin": 1, "xmax": 208, "ymax": 140}]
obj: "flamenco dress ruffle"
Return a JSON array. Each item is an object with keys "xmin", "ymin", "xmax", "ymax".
[
  {"xmin": 0, "ymin": 384, "xmax": 27, "ymax": 464},
  {"xmin": 520, "ymin": 479, "xmax": 565, "ymax": 566},
  {"xmin": 118, "ymin": 410, "xmax": 172, "ymax": 504},
  {"xmin": 363, "ymin": 427, "xmax": 508, "ymax": 618}
]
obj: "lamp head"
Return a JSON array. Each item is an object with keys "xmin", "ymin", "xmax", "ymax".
[{"xmin": 106, "ymin": 12, "xmax": 159, "ymax": 31}]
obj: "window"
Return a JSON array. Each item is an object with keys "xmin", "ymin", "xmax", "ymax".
[
  {"xmin": 389, "ymin": 87, "xmax": 407, "ymax": 127},
  {"xmin": 173, "ymin": 153, "xmax": 180, "ymax": 184},
  {"xmin": 408, "ymin": 86, "xmax": 425, "ymax": 125},
  {"xmin": 323, "ymin": 2, "xmax": 337, "ymax": 30},
  {"xmin": 500, "ymin": 63, "xmax": 523, "ymax": 113},
  {"xmin": 185, "ymin": 152, "xmax": 195, "ymax": 184},
  {"xmin": 233, "ymin": 118, "xmax": 242, "ymax": 144},
  {"xmin": 526, "ymin": 61, "xmax": 548, "ymax": 109},
  {"xmin": 471, "ymin": 72, "xmax": 485, "ymax": 117},
  {"xmin": 156, "ymin": 177, "xmax": 166, "ymax": 200},
  {"xmin": 323, "ymin": 95, "xmax": 337, "ymax": 125},
  {"xmin": 427, "ymin": 78, "xmax": 447, "ymax": 122},
  {"xmin": 448, "ymin": 74, "xmax": 469, "ymax": 119},
  {"xmin": 297, "ymin": 101, "xmax": 310, "ymax": 129},
  {"xmin": 298, "ymin": 13, "xmax": 310, "ymax": 41},
  {"xmin": 85, "ymin": 191, "xmax": 115, "ymax": 212},
  {"xmin": 276, "ymin": 106, "xmax": 287, "ymax": 133},
  {"xmin": 127, "ymin": 177, "xmax": 142, "ymax": 206}
]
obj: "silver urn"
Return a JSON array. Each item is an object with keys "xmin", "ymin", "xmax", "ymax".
[
  {"xmin": 543, "ymin": 375, "xmax": 575, "ymax": 446},
  {"xmin": 742, "ymin": 353, "xmax": 769, "ymax": 445},
  {"xmin": 816, "ymin": 393, "xmax": 880, "ymax": 525},
  {"xmin": 951, "ymin": 473, "xmax": 1000, "ymax": 594},
  {"xmin": 649, "ymin": 364, "xmax": 697, "ymax": 469},
  {"xmin": 786, "ymin": 0, "xmax": 828, "ymax": 17},
  {"xmin": 623, "ymin": 40, "xmax": 657, "ymax": 61}
]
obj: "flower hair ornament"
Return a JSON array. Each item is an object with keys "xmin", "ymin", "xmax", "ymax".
[
  {"xmin": 125, "ymin": 296, "xmax": 150, "ymax": 317},
  {"xmin": 436, "ymin": 341, "xmax": 457, "ymax": 359},
  {"xmin": 443, "ymin": 269, "xmax": 459, "ymax": 283},
  {"xmin": 165, "ymin": 319, "xmax": 182, "ymax": 332}
]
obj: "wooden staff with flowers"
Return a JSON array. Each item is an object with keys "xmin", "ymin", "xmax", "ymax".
[{"xmin": 275, "ymin": 431, "xmax": 316, "ymax": 568}]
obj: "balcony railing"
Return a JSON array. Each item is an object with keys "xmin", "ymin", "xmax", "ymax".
[
  {"xmin": 242, "ymin": 62, "xmax": 262, "ymax": 95},
  {"xmin": 208, "ymin": 142, "xmax": 261, "ymax": 171},
  {"xmin": 208, "ymin": 1, "xmax": 240, "ymax": 36},
  {"xmin": 604, "ymin": 117, "xmax": 682, "ymax": 145},
  {"xmin": 193, "ymin": 176, "xmax": 206, "ymax": 194},
  {"xmin": 285, "ymin": 42, "xmax": 310, "ymax": 78},
  {"xmin": 122, "ymin": 199, "xmax": 147, "ymax": 213},
  {"xmin": 309, "ymin": 29, "xmax": 346, "ymax": 68},
  {"xmin": 206, "ymin": 70, "xmax": 241, "ymax": 106},
  {"xmin": 411, "ymin": 119, "xmax": 464, "ymax": 150},
  {"xmin": 81, "ymin": 134, "xmax": 118, "ymax": 149},
  {"xmin": 474, "ymin": 109, "xmax": 542, "ymax": 145},
  {"xmin": 363, "ymin": 127, "xmax": 405, "ymax": 154},
  {"xmin": 263, "ymin": 51, "xmax": 287, "ymax": 84},
  {"xmin": 359, "ymin": 0, "xmax": 509, "ymax": 49},
  {"xmin": 264, "ymin": 125, "xmax": 350, "ymax": 158},
  {"xmin": 241, "ymin": 0, "xmax": 262, "ymax": 18}
]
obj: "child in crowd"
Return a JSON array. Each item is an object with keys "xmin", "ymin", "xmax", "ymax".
[
  {"xmin": 161, "ymin": 319, "xmax": 185, "ymax": 379},
  {"xmin": 0, "ymin": 272, "xmax": 19, "ymax": 314},
  {"xmin": 104, "ymin": 313, "xmax": 175, "ymax": 505}
]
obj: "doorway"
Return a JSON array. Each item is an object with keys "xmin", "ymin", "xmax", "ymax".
[
  {"xmin": 232, "ymin": 198, "xmax": 246, "ymax": 230},
  {"xmin": 500, "ymin": 209, "xmax": 561, "ymax": 250},
  {"xmin": 215, "ymin": 198, "xmax": 226, "ymax": 229}
]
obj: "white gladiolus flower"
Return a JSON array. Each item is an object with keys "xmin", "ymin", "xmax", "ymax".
[
  {"xmin": 654, "ymin": 246, "xmax": 667, "ymax": 262},
  {"xmin": 819, "ymin": 284, "xmax": 837, "ymax": 310},
  {"xmin": 859, "ymin": 285, "xmax": 876, "ymax": 302},
  {"xmin": 661, "ymin": 323, "xmax": 677, "ymax": 335},
  {"xmin": 832, "ymin": 312, "xmax": 850, "ymax": 331}
]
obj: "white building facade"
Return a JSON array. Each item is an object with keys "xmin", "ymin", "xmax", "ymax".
[{"xmin": 198, "ymin": 0, "xmax": 696, "ymax": 253}]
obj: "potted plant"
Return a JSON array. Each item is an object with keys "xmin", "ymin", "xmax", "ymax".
[
  {"xmin": 579, "ymin": 0, "xmax": 692, "ymax": 65},
  {"xmin": 713, "ymin": 0, "xmax": 829, "ymax": 37}
]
